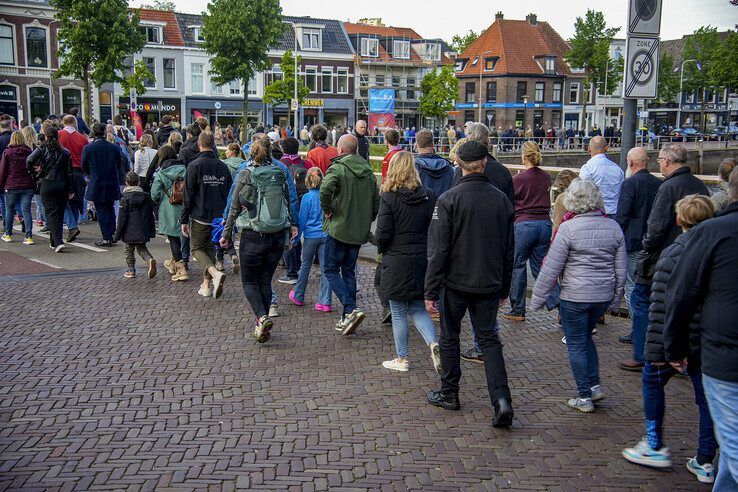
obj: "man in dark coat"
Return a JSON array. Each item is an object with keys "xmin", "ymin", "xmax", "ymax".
[
  {"xmin": 81, "ymin": 123, "xmax": 126, "ymax": 246},
  {"xmin": 156, "ymin": 115, "xmax": 176, "ymax": 147},
  {"xmin": 424, "ymin": 140, "xmax": 515, "ymax": 428},
  {"xmin": 69, "ymin": 107, "xmax": 90, "ymax": 136},
  {"xmin": 353, "ymin": 120, "xmax": 370, "ymax": 163},
  {"xmin": 177, "ymin": 123, "xmax": 202, "ymax": 166}
]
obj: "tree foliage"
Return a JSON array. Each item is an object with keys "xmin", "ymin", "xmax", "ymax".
[
  {"xmin": 140, "ymin": 0, "xmax": 176, "ymax": 11},
  {"xmin": 262, "ymin": 50, "xmax": 310, "ymax": 124},
  {"xmin": 682, "ymin": 26, "xmax": 721, "ymax": 93},
  {"xmin": 202, "ymin": 0, "xmax": 284, "ymax": 136},
  {"xmin": 121, "ymin": 59, "xmax": 155, "ymax": 98},
  {"xmin": 708, "ymin": 30, "xmax": 738, "ymax": 91},
  {"xmin": 51, "ymin": 0, "xmax": 146, "ymax": 122},
  {"xmin": 449, "ymin": 30, "xmax": 479, "ymax": 54},
  {"xmin": 419, "ymin": 66, "xmax": 458, "ymax": 120},
  {"xmin": 655, "ymin": 53, "xmax": 680, "ymax": 104}
]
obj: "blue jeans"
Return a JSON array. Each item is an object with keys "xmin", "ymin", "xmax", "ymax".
[
  {"xmin": 703, "ymin": 375, "xmax": 738, "ymax": 491},
  {"xmin": 642, "ymin": 363, "xmax": 717, "ymax": 462},
  {"xmin": 560, "ymin": 300, "xmax": 609, "ymax": 398},
  {"xmin": 631, "ymin": 283, "xmax": 651, "ymax": 363},
  {"xmin": 322, "ymin": 236, "xmax": 360, "ymax": 316},
  {"xmin": 64, "ymin": 205, "xmax": 79, "ymax": 230},
  {"xmin": 283, "ymin": 241, "xmax": 302, "ymax": 279},
  {"xmin": 293, "ymin": 237, "xmax": 332, "ymax": 306},
  {"xmin": 624, "ymin": 251, "xmax": 639, "ymax": 309},
  {"xmin": 509, "ymin": 219, "xmax": 552, "ymax": 315},
  {"xmin": 34, "ymin": 194, "xmax": 46, "ymax": 222},
  {"xmin": 389, "ymin": 299, "xmax": 438, "ymax": 359},
  {"xmin": 3, "ymin": 189, "xmax": 34, "ymax": 237}
]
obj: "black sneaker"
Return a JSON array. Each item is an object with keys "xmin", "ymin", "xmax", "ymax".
[
  {"xmin": 492, "ymin": 398, "xmax": 514, "ymax": 428},
  {"xmin": 619, "ymin": 334, "xmax": 633, "ymax": 344},
  {"xmin": 95, "ymin": 239, "xmax": 113, "ymax": 247},
  {"xmin": 427, "ymin": 389, "xmax": 460, "ymax": 410},
  {"xmin": 461, "ymin": 348, "xmax": 484, "ymax": 364}
]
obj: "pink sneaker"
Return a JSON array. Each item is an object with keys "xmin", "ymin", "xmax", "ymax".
[
  {"xmin": 315, "ymin": 303, "xmax": 332, "ymax": 313},
  {"xmin": 288, "ymin": 290, "xmax": 304, "ymax": 306},
  {"xmin": 35, "ymin": 220, "xmax": 44, "ymax": 226}
]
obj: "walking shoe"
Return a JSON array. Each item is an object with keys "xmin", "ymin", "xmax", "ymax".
[
  {"xmin": 315, "ymin": 303, "xmax": 331, "ymax": 313},
  {"xmin": 269, "ymin": 304, "xmax": 279, "ymax": 317},
  {"xmin": 277, "ymin": 275, "xmax": 298, "ymax": 285},
  {"xmin": 171, "ymin": 261, "xmax": 189, "ymax": 282},
  {"xmin": 65, "ymin": 227, "xmax": 80, "ymax": 243},
  {"xmin": 429, "ymin": 342, "xmax": 442, "ymax": 374},
  {"xmin": 253, "ymin": 315, "xmax": 273, "ymax": 343},
  {"xmin": 1, "ymin": 234, "xmax": 11, "ymax": 242},
  {"xmin": 381, "ymin": 309, "xmax": 392, "ymax": 325},
  {"xmin": 335, "ymin": 316, "xmax": 347, "ymax": 332},
  {"xmin": 94, "ymin": 240, "xmax": 113, "ymax": 247},
  {"xmin": 23, "ymin": 237, "xmax": 34, "ymax": 245},
  {"xmin": 619, "ymin": 333, "xmax": 633, "ymax": 344},
  {"xmin": 124, "ymin": 270, "xmax": 136, "ymax": 278},
  {"xmin": 231, "ymin": 255, "xmax": 240, "ymax": 274},
  {"xmin": 54, "ymin": 244, "xmax": 66, "ymax": 253},
  {"xmin": 289, "ymin": 290, "xmax": 304, "ymax": 306},
  {"xmin": 590, "ymin": 385, "xmax": 606, "ymax": 402},
  {"xmin": 147, "ymin": 259, "xmax": 157, "ymax": 279},
  {"xmin": 341, "ymin": 309, "xmax": 365, "ymax": 336},
  {"xmin": 622, "ymin": 439, "xmax": 672, "ymax": 468},
  {"xmin": 35, "ymin": 220, "xmax": 44, "ymax": 226},
  {"xmin": 492, "ymin": 398, "xmax": 514, "ymax": 428},
  {"xmin": 198, "ymin": 285, "xmax": 213, "ymax": 297},
  {"xmin": 567, "ymin": 397, "xmax": 594, "ymax": 413},
  {"xmin": 686, "ymin": 457, "xmax": 715, "ymax": 484},
  {"xmin": 426, "ymin": 389, "xmax": 460, "ymax": 410},
  {"xmin": 461, "ymin": 348, "xmax": 484, "ymax": 364},
  {"xmin": 502, "ymin": 310, "xmax": 525, "ymax": 321},
  {"xmin": 215, "ymin": 260, "xmax": 225, "ymax": 272},
  {"xmin": 210, "ymin": 269, "xmax": 225, "ymax": 299},
  {"xmin": 382, "ymin": 358, "xmax": 409, "ymax": 372},
  {"xmin": 164, "ymin": 258, "xmax": 177, "ymax": 275},
  {"xmin": 39, "ymin": 226, "xmax": 49, "ymax": 233},
  {"xmin": 618, "ymin": 359, "xmax": 645, "ymax": 372}
]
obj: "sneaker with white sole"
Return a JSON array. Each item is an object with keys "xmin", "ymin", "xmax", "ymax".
[
  {"xmin": 198, "ymin": 286, "xmax": 213, "ymax": 297},
  {"xmin": 23, "ymin": 237, "xmax": 34, "ymax": 245},
  {"xmin": 55, "ymin": 244, "xmax": 65, "ymax": 253},
  {"xmin": 567, "ymin": 397, "xmax": 594, "ymax": 413},
  {"xmin": 590, "ymin": 385, "xmax": 606, "ymax": 402},
  {"xmin": 253, "ymin": 315, "xmax": 273, "ymax": 343},
  {"xmin": 622, "ymin": 439, "xmax": 672, "ymax": 468},
  {"xmin": 1, "ymin": 234, "xmax": 11, "ymax": 242},
  {"xmin": 382, "ymin": 358, "xmax": 409, "ymax": 372},
  {"xmin": 268, "ymin": 304, "xmax": 279, "ymax": 317},
  {"xmin": 686, "ymin": 457, "xmax": 715, "ymax": 484},
  {"xmin": 429, "ymin": 342, "xmax": 442, "ymax": 374},
  {"xmin": 341, "ymin": 309, "xmax": 365, "ymax": 336}
]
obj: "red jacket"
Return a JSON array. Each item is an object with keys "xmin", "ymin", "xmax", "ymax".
[
  {"xmin": 0, "ymin": 144, "xmax": 34, "ymax": 190},
  {"xmin": 306, "ymin": 143, "xmax": 338, "ymax": 175},
  {"xmin": 381, "ymin": 147, "xmax": 402, "ymax": 182},
  {"xmin": 58, "ymin": 127, "xmax": 89, "ymax": 169}
]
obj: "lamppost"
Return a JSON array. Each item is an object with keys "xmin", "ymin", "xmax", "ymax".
[
  {"xmin": 676, "ymin": 58, "xmax": 700, "ymax": 128},
  {"xmin": 477, "ymin": 50, "xmax": 495, "ymax": 122}
]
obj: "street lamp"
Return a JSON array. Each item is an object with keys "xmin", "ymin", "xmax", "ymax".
[
  {"xmin": 676, "ymin": 59, "xmax": 701, "ymax": 128},
  {"xmin": 477, "ymin": 50, "xmax": 495, "ymax": 122}
]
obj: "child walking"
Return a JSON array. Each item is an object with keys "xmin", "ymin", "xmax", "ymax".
[
  {"xmin": 288, "ymin": 167, "xmax": 332, "ymax": 312},
  {"xmin": 114, "ymin": 172, "xmax": 157, "ymax": 279}
]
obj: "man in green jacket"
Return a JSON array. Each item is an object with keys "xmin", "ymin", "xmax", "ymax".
[{"xmin": 320, "ymin": 134, "xmax": 380, "ymax": 336}]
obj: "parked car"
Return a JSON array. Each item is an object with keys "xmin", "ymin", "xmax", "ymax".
[
  {"xmin": 670, "ymin": 127, "xmax": 701, "ymax": 141},
  {"xmin": 706, "ymin": 125, "xmax": 738, "ymax": 140}
]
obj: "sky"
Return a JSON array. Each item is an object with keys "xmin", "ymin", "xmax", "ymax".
[{"xmin": 133, "ymin": 0, "xmax": 738, "ymax": 41}]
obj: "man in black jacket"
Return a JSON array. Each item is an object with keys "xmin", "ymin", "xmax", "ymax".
[
  {"xmin": 619, "ymin": 143, "xmax": 708, "ymax": 371},
  {"xmin": 424, "ymin": 140, "xmax": 514, "ymax": 428},
  {"xmin": 178, "ymin": 123, "xmax": 202, "ymax": 166},
  {"xmin": 614, "ymin": 147, "xmax": 661, "ymax": 344},
  {"xmin": 156, "ymin": 115, "xmax": 176, "ymax": 148},
  {"xmin": 663, "ymin": 171, "xmax": 738, "ymax": 489},
  {"xmin": 180, "ymin": 131, "xmax": 232, "ymax": 300},
  {"xmin": 353, "ymin": 120, "xmax": 370, "ymax": 163}
]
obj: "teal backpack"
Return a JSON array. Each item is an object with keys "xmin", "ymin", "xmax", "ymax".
[{"xmin": 235, "ymin": 165, "xmax": 290, "ymax": 233}]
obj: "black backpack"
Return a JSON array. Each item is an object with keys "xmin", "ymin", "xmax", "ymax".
[{"xmin": 287, "ymin": 159, "xmax": 308, "ymax": 200}]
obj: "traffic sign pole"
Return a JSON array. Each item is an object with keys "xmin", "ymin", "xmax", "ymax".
[{"xmin": 620, "ymin": 98, "xmax": 638, "ymax": 169}]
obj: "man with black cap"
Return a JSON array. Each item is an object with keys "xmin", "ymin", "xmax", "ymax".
[{"xmin": 424, "ymin": 139, "xmax": 515, "ymax": 427}]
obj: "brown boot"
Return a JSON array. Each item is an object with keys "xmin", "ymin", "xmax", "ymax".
[
  {"xmin": 164, "ymin": 257, "xmax": 177, "ymax": 275},
  {"xmin": 171, "ymin": 261, "xmax": 189, "ymax": 281},
  {"xmin": 207, "ymin": 266, "xmax": 226, "ymax": 299}
]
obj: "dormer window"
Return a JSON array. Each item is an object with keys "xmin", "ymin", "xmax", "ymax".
[
  {"xmin": 301, "ymin": 28, "xmax": 321, "ymax": 50},
  {"xmin": 471, "ymin": 57, "xmax": 479, "ymax": 66},
  {"xmin": 544, "ymin": 56, "xmax": 556, "ymax": 74},
  {"xmin": 139, "ymin": 25, "xmax": 162, "ymax": 45},
  {"xmin": 190, "ymin": 26, "xmax": 205, "ymax": 43},
  {"xmin": 426, "ymin": 43, "xmax": 441, "ymax": 61},
  {"xmin": 454, "ymin": 59, "xmax": 467, "ymax": 72},
  {"xmin": 361, "ymin": 38, "xmax": 379, "ymax": 57},
  {"xmin": 484, "ymin": 57, "xmax": 498, "ymax": 71},
  {"xmin": 393, "ymin": 40, "xmax": 410, "ymax": 59}
]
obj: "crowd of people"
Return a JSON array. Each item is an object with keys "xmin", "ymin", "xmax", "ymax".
[{"xmin": 1, "ymin": 109, "xmax": 737, "ymax": 488}]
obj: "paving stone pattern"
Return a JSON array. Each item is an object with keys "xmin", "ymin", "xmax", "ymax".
[{"xmin": 0, "ymin": 263, "xmax": 708, "ymax": 490}]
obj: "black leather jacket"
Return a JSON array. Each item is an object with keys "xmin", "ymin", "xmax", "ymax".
[{"xmin": 27, "ymin": 144, "xmax": 74, "ymax": 192}]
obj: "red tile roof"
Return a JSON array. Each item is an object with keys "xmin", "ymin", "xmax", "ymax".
[
  {"xmin": 343, "ymin": 22, "xmax": 422, "ymax": 39},
  {"xmin": 134, "ymin": 9, "xmax": 185, "ymax": 47},
  {"xmin": 457, "ymin": 18, "xmax": 572, "ymax": 77}
]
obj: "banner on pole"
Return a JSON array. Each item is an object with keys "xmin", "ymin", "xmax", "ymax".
[
  {"xmin": 368, "ymin": 89, "xmax": 396, "ymax": 113},
  {"xmin": 368, "ymin": 113, "xmax": 399, "ymax": 131}
]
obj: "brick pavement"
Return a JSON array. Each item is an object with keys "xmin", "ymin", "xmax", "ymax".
[{"xmin": 0, "ymin": 263, "xmax": 710, "ymax": 490}]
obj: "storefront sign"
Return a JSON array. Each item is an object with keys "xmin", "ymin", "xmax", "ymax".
[
  {"xmin": 118, "ymin": 99, "xmax": 179, "ymax": 113},
  {"xmin": 302, "ymin": 98, "xmax": 324, "ymax": 108},
  {"xmin": 0, "ymin": 85, "xmax": 17, "ymax": 101}
]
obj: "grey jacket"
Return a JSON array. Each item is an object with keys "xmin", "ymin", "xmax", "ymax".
[{"xmin": 531, "ymin": 212, "xmax": 627, "ymax": 311}]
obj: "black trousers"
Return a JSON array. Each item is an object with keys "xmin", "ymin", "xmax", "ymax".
[
  {"xmin": 439, "ymin": 287, "xmax": 511, "ymax": 404},
  {"xmin": 374, "ymin": 256, "xmax": 389, "ymax": 310},
  {"xmin": 40, "ymin": 180, "xmax": 68, "ymax": 248},
  {"xmin": 239, "ymin": 229, "xmax": 286, "ymax": 318},
  {"xmin": 167, "ymin": 235, "xmax": 183, "ymax": 262}
]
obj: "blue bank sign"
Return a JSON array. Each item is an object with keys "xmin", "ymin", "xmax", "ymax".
[{"xmin": 369, "ymin": 89, "xmax": 396, "ymax": 113}]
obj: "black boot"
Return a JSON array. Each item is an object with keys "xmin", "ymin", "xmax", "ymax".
[
  {"xmin": 492, "ymin": 398, "xmax": 514, "ymax": 428},
  {"xmin": 426, "ymin": 389, "xmax": 460, "ymax": 410}
]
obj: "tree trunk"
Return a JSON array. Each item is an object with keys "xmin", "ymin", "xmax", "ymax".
[
  {"xmin": 241, "ymin": 94, "xmax": 248, "ymax": 143},
  {"xmin": 580, "ymin": 75, "xmax": 590, "ymax": 133},
  {"xmin": 83, "ymin": 64, "xmax": 92, "ymax": 124}
]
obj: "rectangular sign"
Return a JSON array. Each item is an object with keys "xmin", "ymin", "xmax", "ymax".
[
  {"xmin": 368, "ymin": 112, "xmax": 399, "ymax": 131},
  {"xmin": 623, "ymin": 36, "xmax": 660, "ymax": 99},
  {"xmin": 627, "ymin": 0, "xmax": 662, "ymax": 36},
  {"xmin": 368, "ymin": 88, "xmax": 395, "ymax": 113}
]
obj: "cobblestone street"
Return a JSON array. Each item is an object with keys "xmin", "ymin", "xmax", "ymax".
[{"xmin": 0, "ymin": 262, "xmax": 708, "ymax": 490}]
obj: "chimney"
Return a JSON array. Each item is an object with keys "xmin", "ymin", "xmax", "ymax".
[
  {"xmin": 495, "ymin": 11, "xmax": 504, "ymax": 21},
  {"xmin": 526, "ymin": 13, "xmax": 538, "ymax": 25}
]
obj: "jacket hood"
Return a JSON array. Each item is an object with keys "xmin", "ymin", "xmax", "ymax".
[
  {"xmin": 396, "ymin": 186, "xmax": 430, "ymax": 205},
  {"xmin": 336, "ymin": 153, "xmax": 373, "ymax": 178},
  {"xmin": 159, "ymin": 161, "xmax": 186, "ymax": 179},
  {"xmin": 415, "ymin": 154, "xmax": 452, "ymax": 177},
  {"xmin": 223, "ymin": 156, "xmax": 244, "ymax": 174},
  {"xmin": 122, "ymin": 186, "xmax": 149, "ymax": 205}
]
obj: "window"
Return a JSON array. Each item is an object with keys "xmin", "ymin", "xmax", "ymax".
[
  {"xmin": 533, "ymin": 110, "xmax": 543, "ymax": 129},
  {"xmin": 544, "ymin": 57, "xmax": 555, "ymax": 73},
  {"xmin": 163, "ymin": 58, "xmax": 175, "ymax": 88},
  {"xmin": 61, "ymin": 88, "xmax": 82, "ymax": 114},
  {"xmin": 211, "ymin": 81, "xmax": 223, "ymax": 95},
  {"xmin": 486, "ymin": 81, "xmax": 496, "ymax": 102},
  {"xmin": 465, "ymin": 82, "xmax": 475, "ymax": 103},
  {"xmin": 535, "ymin": 82, "xmax": 544, "ymax": 102},
  {"xmin": 193, "ymin": 27, "xmax": 205, "ymax": 43},
  {"xmin": 484, "ymin": 58, "xmax": 496, "ymax": 71},
  {"xmin": 685, "ymin": 90, "xmax": 695, "ymax": 104},
  {"xmin": 29, "ymin": 86, "xmax": 50, "ymax": 121},
  {"xmin": 361, "ymin": 38, "xmax": 379, "ymax": 57},
  {"xmin": 426, "ymin": 43, "xmax": 441, "ymax": 61},
  {"xmin": 302, "ymin": 28, "xmax": 321, "ymax": 50},
  {"xmin": 717, "ymin": 89, "xmax": 726, "ymax": 103},
  {"xmin": 191, "ymin": 63, "xmax": 204, "ymax": 93},
  {"xmin": 229, "ymin": 80, "xmax": 240, "ymax": 95},
  {"xmin": 393, "ymin": 40, "xmax": 410, "ymax": 59},
  {"xmin": 247, "ymin": 77, "xmax": 257, "ymax": 96},
  {"xmin": 140, "ymin": 25, "xmax": 162, "ymax": 44},
  {"xmin": 515, "ymin": 110, "xmax": 525, "ymax": 128},
  {"xmin": 551, "ymin": 110, "xmax": 562, "ymax": 127},
  {"xmin": 25, "ymin": 27, "xmax": 47, "ymax": 67},
  {"xmin": 268, "ymin": 65, "xmax": 283, "ymax": 84},
  {"xmin": 406, "ymin": 77, "xmax": 415, "ymax": 99},
  {"xmin": 516, "ymin": 81, "xmax": 527, "ymax": 103},
  {"xmin": 336, "ymin": 68, "xmax": 348, "ymax": 94},
  {"xmin": 321, "ymin": 67, "xmax": 332, "ymax": 93},
  {"xmin": 143, "ymin": 57, "xmax": 156, "ymax": 88},
  {"xmin": 391, "ymin": 76, "xmax": 400, "ymax": 88},
  {"xmin": 569, "ymin": 82, "xmax": 579, "ymax": 103},
  {"xmin": 0, "ymin": 25, "xmax": 14, "ymax": 65},
  {"xmin": 552, "ymin": 82, "xmax": 562, "ymax": 103},
  {"xmin": 375, "ymin": 75, "xmax": 385, "ymax": 87},
  {"xmin": 464, "ymin": 110, "xmax": 475, "ymax": 123},
  {"xmin": 305, "ymin": 67, "xmax": 317, "ymax": 92}
]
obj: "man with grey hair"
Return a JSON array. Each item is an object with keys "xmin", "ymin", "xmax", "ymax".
[
  {"xmin": 614, "ymin": 147, "xmax": 661, "ymax": 344},
  {"xmin": 619, "ymin": 143, "xmax": 708, "ymax": 371},
  {"xmin": 352, "ymin": 120, "xmax": 370, "ymax": 163},
  {"xmin": 579, "ymin": 135, "xmax": 624, "ymax": 215}
]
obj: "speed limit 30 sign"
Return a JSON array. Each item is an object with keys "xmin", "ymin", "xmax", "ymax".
[{"xmin": 623, "ymin": 36, "xmax": 660, "ymax": 99}]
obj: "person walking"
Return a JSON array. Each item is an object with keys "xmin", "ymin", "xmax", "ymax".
[
  {"xmin": 26, "ymin": 127, "xmax": 74, "ymax": 252},
  {"xmin": 133, "ymin": 134, "xmax": 157, "ymax": 184},
  {"xmin": 0, "ymin": 131, "xmax": 34, "ymax": 244},
  {"xmin": 578, "ymin": 136, "xmax": 625, "ymax": 216},
  {"xmin": 150, "ymin": 145, "xmax": 188, "ymax": 282},
  {"xmin": 181, "ymin": 131, "xmax": 232, "ymax": 299},
  {"xmin": 82, "ymin": 123, "xmax": 126, "ymax": 247},
  {"xmin": 414, "ymin": 129, "xmax": 454, "ymax": 198},
  {"xmin": 619, "ymin": 144, "xmax": 708, "ymax": 371},
  {"xmin": 424, "ymin": 140, "xmax": 515, "ymax": 428},
  {"xmin": 376, "ymin": 151, "xmax": 440, "ymax": 373},
  {"xmin": 320, "ymin": 134, "xmax": 379, "ymax": 336},
  {"xmin": 622, "ymin": 195, "xmax": 718, "ymax": 484},
  {"xmin": 277, "ymin": 137, "xmax": 308, "ymax": 285},
  {"xmin": 114, "ymin": 172, "xmax": 157, "ymax": 279},
  {"xmin": 503, "ymin": 141, "xmax": 552, "ymax": 322},
  {"xmin": 531, "ymin": 179, "xmax": 626, "ymax": 412},
  {"xmin": 663, "ymin": 169, "xmax": 738, "ymax": 490},
  {"xmin": 58, "ymin": 114, "xmax": 89, "ymax": 243},
  {"xmin": 710, "ymin": 157, "xmax": 736, "ymax": 214},
  {"xmin": 614, "ymin": 147, "xmax": 661, "ymax": 344},
  {"xmin": 305, "ymin": 124, "xmax": 338, "ymax": 174},
  {"xmin": 288, "ymin": 167, "xmax": 332, "ymax": 313},
  {"xmin": 221, "ymin": 136, "xmax": 296, "ymax": 343}
]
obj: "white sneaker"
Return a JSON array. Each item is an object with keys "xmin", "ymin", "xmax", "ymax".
[
  {"xmin": 341, "ymin": 309, "xmax": 365, "ymax": 336},
  {"xmin": 567, "ymin": 397, "xmax": 594, "ymax": 413},
  {"xmin": 269, "ymin": 304, "xmax": 279, "ymax": 317},
  {"xmin": 622, "ymin": 439, "xmax": 672, "ymax": 468},
  {"xmin": 198, "ymin": 286, "xmax": 213, "ymax": 297},
  {"xmin": 429, "ymin": 342, "xmax": 442, "ymax": 374},
  {"xmin": 54, "ymin": 244, "xmax": 65, "ymax": 253},
  {"xmin": 382, "ymin": 358, "xmax": 409, "ymax": 372},
  {"xmin": 253, "ymin": 315, "xmax": 273, "ymax": 343},
  {"xmin": 591, "ymin": 385, "xmax": 606, "ymax": 402}
]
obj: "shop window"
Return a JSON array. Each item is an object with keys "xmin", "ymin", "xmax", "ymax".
[
  {"xmin": 61, "ymin": 88, "xmax": 82, "ymax": 114},
  {"xmin": 25, "ymin": 26, "xmax": 47, "ymax": 67},
  {"xmin": 29, "ymin": 86, "xmax": 50, "ymax": 121}
]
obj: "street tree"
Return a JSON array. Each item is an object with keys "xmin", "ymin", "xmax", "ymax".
[
  {"xmin": 655, "ymin": 53, "xmax": 680, "ymax": 105},
  {"xmin": 141, "ymin": 0, "xmax": 176, "ymax": 11},
  {"xmin": 419, "ymin": 66, "xmax": 458, "ymax": 125},
  {"xmin": 682, "ymin": 26, "xmax": 722, "ymax": 132},
  {"xmin": 262, "ymin": 50, "xmax": 310, "ymax": 127},
  {"xmin": 202, "ymin": 0, "xmax": 284, "ymax": 139},
  {"xmin": 51, "ymin": 0, "xmax": 147, "ymax": 122},
  {"xmin": 564, "ymin": 10, "xmax": 620, "ymax": 131},
  {"xmin": 122, "ymin": 59, "xmax": 156, "ymax": 98},
  {"xmin": 449, "ymin": 30, "xmax": 479, "ymax": 54},
  {"xmin": 709, "ymin": 31, "xmax": 738, "ymax": 95}
]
